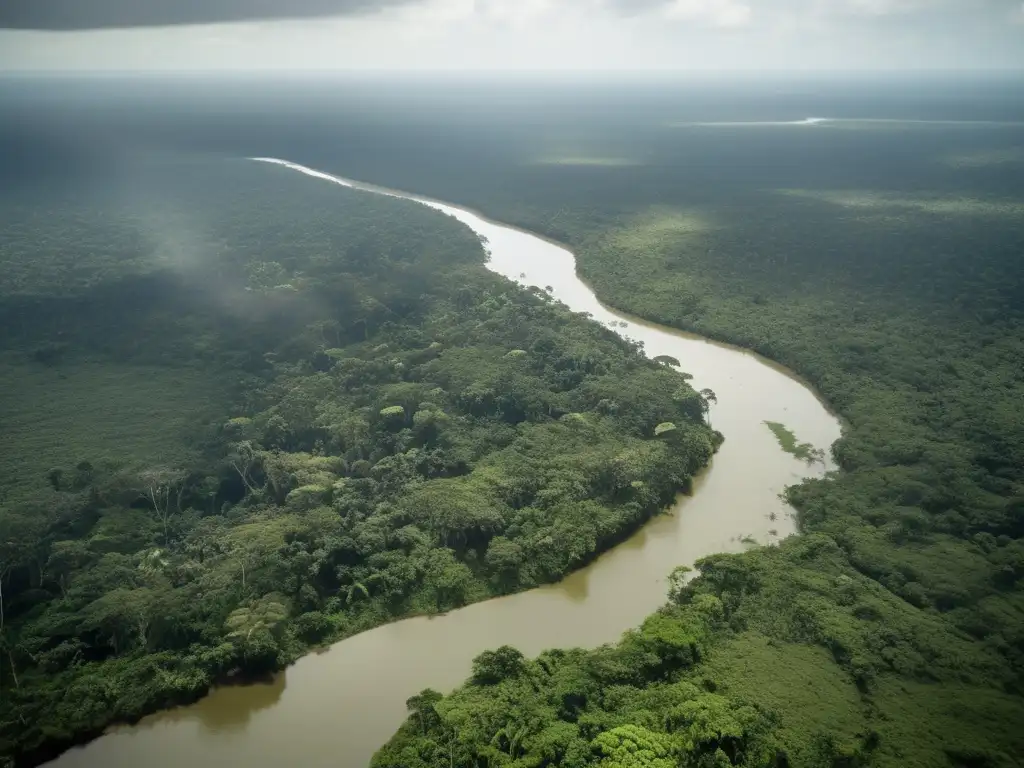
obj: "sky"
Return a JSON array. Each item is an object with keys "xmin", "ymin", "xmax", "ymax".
[{"xmin": 0, "ymin": 0, "xmax": 1022, "ymax": 72}]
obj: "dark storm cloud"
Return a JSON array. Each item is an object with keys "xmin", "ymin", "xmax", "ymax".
[{"xmin": 0, "ymin": 0, "xmax": 417, "ymax": 30}]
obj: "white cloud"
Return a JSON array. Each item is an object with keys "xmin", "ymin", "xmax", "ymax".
[
  {"xmin": 812, "ymin": 0, "xmax": 1018, "ymax": 18},
  {"xmin": 842, "ymin": 0, "xmax": 931, "ymax": 14},
  {"xmin": 1, "ymin": 0, "xmax": 1022, "ymax": 71},
  {"xmin": 388, "ymin": 0, "xmax": 474, "ymax": 24},
  {"xmin": 477, "ymin": 0, "xmax": 556, "ymax": 26},
  {"xmin": 423, "ymin": 0, "xmax": 476, "ymax": 21},
  {"xmin": 662, "ymin": 0, "xmax": 752, "ymax": 26}
]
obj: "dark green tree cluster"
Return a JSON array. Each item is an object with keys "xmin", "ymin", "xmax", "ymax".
[{"xmin": 0, "ymin": 157, "xmax": 715, "ymax": 765}]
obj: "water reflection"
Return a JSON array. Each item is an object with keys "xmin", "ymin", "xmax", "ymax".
[
  {"xmin": 107, "ymin": 674, "xmax": 288, "ymax": 738},
  {"xmin": 177, "ymin": 675, "xmax": 285, "ymax": 733}
]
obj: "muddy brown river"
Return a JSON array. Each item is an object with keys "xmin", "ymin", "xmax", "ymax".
[{"xmin": 45, "ymin": 159, "xmax": 842, "ymax": 768}]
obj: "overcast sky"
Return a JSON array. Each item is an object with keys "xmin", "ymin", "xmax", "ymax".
[{"xmin": 1, "ymin": 0, "xmax": 1022, "ymax": 72}]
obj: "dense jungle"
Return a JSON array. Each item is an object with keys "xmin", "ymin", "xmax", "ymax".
[
  {"xmin": 1, "ymin": 74, "xmax": 1023, "ymax": 767},
  {"xmin": 0, "ymin": 154, "xmax": 715, "ymax": 765}
]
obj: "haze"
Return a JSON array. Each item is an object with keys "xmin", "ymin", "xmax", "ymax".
[{"xmin": 2, "ymin": 0, "xmax": 1024, "ymax": 72}]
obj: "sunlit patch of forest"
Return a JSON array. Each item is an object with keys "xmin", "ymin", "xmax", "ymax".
[
  {"xmin": 941, "ymin": 147, "xmax": 1024, "ymax": 169},
  {"xmin": 776, "ymin": 188, "xmax": 1024, "ymax": 217},
  {"xmin": 0, "ymin": 156, "xmax": 717, "ymax": 765}
]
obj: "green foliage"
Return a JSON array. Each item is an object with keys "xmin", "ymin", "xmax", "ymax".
[
  {"xmin": 373, "ymin": 597, "xmax": 783, "ymax": 768},
  {"xmin": 471, "ymin": 646, "xmax": 527, "ymax": 685},
  {"xmin": 349, "ymin": 97, "xmax": 1024, "ymax": 768},
  {"xmin": 0, "ymin": 156, "xmax": 715, "ymax": 763},
  {"xmin": 592, "ymin": 725, "xmax": 676, "ymax": 768}
]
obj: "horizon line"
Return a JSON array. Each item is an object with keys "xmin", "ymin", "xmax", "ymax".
[{"xmin": 3, "ymin": 67, "xmax": 1024, "ymax": 79}]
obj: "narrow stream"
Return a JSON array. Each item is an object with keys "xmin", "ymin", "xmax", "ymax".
[{"xmin": 46, "ymin": 158, "xmax": 842, "ymax": 768}]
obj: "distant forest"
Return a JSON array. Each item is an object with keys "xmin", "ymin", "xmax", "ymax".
[{"xmin": 2, "ymin": 76, "xmax": 1023, "ymax": 767}]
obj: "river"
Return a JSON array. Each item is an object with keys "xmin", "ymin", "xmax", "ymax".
[{"xmin": 45, "ymin": 158, "xmax": 843, "ymax": 768}]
